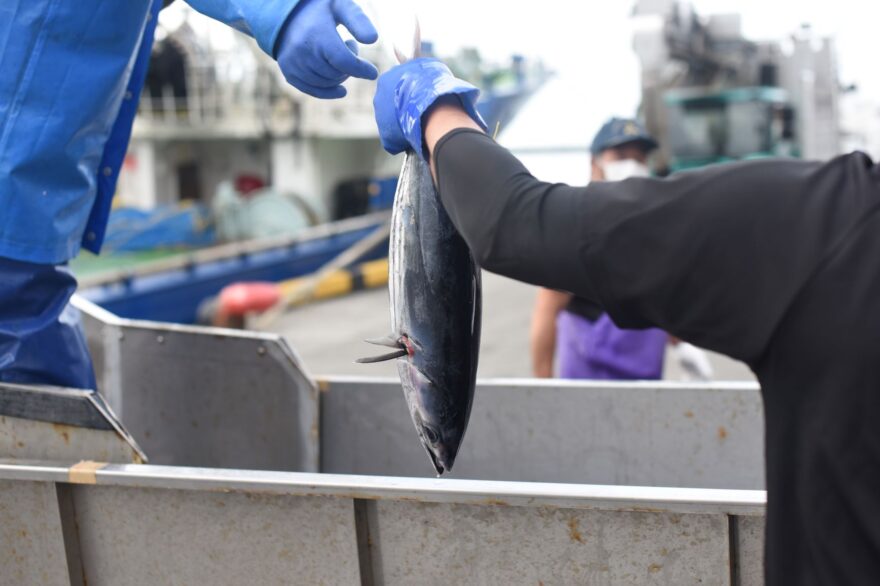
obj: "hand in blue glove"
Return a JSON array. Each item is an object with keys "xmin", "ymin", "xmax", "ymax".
[
  {"xmin": 373, "ymin": 58, "xmax": 487, "ymax": 157},
  {"xmin": 276, "ymin": 0, "xmax": 379, "ymax": 99}
]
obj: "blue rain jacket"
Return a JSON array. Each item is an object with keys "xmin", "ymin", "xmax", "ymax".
[{"xmin": 0, "ymin": 0, "xmax": 299, "ymax": 264}]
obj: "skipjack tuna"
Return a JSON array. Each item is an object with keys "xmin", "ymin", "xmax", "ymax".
[{"xmin": 358, "ymin": 152, "xmax": 481, "ymax": 475}]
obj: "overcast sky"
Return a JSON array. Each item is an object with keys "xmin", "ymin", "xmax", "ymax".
[
  {"xmin": 173, "ymin": 1, "xmax": 878, "ymax": 103},
  {"xmin": 376, "ymin": 0, "xmax": 878, "ymax": 101},
  {"xmin": 363, "ymin": 0, "xmax": 878, "ymax": 151},
  {"xmin": 170, "ymin": 1, "xmax": 878, "ymax": 154}
]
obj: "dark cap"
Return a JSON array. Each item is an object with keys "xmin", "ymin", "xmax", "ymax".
[{"xmin": 590, "ymin": 117, "xmax": 658, "ymax": 155}]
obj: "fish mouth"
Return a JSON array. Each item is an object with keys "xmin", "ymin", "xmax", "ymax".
[
  {"xmin": 424, "ymin": 442, "xmax": 455, "ymax": 476},
  {"xmin": 420, "ymin": 430, "xmax": 461, "ymax": 476},
  {"xmin": 398, "ymin": 362, "xmax": 461, "ymax": 476},
  {"xmin": 427, "ymin": 449, "xmax": 446, "ymax": 476}
]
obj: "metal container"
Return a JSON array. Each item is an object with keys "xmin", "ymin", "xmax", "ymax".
[
  {"xmin": 0, "ymin": 459, "xmax": 764, "ymax": 586},
  {"xmin": 0, "ymin": 299, "xmax": 768, "ymax": 585}
]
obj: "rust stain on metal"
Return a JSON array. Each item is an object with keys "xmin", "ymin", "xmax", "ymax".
[
  {"xmin": 215, "ymin": 486, "xmax": 388, "ymax": 503},
  {"xmin": 567, "ymin": 517, "xmax": 584, "ymax": 543},
  {"xmin": 482, "ymin": 498, "xmax": 510, "ymax": 507},
  {"xmin": 278, "ymin": 547, "xmax": 294, "ymax": 561},
  {"xmin": 51, "ymin": 423, "xmax": 71, "ymax": 444},
  {"xmin": 684, "ymin": 410, "xmax": 694, "ymax": 418},
  {"xmin": 628, "ymin": 506, "xmax": 667, "ymax": 514},
  {"xmin": 718, "ymin": 426, "xmax": 728, "ymax": 440},
  {"xmin": 316, "ymin": 378, "xmax": 331, "ymax": 392},
  {"xmin": 395, "ymin": 496, "xmax": 424, "ymax": 503}
]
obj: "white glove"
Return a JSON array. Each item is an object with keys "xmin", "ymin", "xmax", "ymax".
[{"xmin": 674, "ymin": 342, "xmax": 714, "ymax": 382}]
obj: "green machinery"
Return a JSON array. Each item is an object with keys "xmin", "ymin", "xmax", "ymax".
[
  {"xmin": 633, "ymin": 0, "xmax": 841, "ymax": 173},
  {"xmin": 664, "ymin": 86, "xmax": 797, "ymax": 171}
]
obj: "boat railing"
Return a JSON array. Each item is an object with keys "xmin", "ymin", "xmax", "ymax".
[{"xmin": 77, "ymin": 211, "xmax": 391, "ymax": 289}]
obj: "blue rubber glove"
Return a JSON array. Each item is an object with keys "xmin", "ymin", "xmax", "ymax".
[
  {"xmin": 276, "ymin": 0, "xmax": 379, "ymax": 99},
  {"xmin": 373, "ymin": 58, "xmax": 487, "ymax": 158}
]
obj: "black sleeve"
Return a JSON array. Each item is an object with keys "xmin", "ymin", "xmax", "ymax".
[{"xmin": 433, "ymin": 129, "xmax": 880, "ymax": 364}]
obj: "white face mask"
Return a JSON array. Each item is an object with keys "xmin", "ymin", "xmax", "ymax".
[{"xmin": 601, "ymin": 159, "xmax": 651, "ymax": 182}]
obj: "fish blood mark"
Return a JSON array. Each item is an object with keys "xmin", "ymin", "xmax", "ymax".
[{"xmin": 401, "ymin": 335, "xmax": 416, "ymax": 357}]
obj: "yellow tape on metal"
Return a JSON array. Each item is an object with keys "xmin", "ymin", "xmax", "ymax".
[{"xmin": 68, "ymin": 460, "xmax": 107, "ymax": 485}]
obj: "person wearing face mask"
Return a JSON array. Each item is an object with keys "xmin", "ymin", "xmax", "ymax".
[
  {"xmin": 530, "ymin": 118, "xmax": 712, "ymax": 381},
  {"xmin": 530, "ymin": 118, "xmax": 665, "ymax": 380}
]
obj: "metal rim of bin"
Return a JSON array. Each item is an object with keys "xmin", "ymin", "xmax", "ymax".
[
  {"xmin": 0, "ymin": 459, "xmax": 766, "ymax": 516},
  {"xmin": 315, "ymin": 374, "xmax": 762, "ymax": 392}
]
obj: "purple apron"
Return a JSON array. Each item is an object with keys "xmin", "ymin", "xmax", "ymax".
[{"xmin": 556, "ymin": 310, "xmax": 666, "ymax": 380}]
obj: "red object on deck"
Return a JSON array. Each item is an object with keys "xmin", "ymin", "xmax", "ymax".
[
  {"xmin": 234, "ymin": 174, "xmax": 266, "ymax": 197},
  {"xmin": 218, "ymin": 282, "xmax": 281, "ymax": 316}
]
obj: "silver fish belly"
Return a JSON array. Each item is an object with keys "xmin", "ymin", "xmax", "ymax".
[{"xmin": 360, "ymin": 152, "xmax": 481, "ymax": 475}]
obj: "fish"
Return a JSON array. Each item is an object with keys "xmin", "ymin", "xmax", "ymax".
[{"xmin": 358, "ymin": 152, "xmax": 482, "ymax": 475}]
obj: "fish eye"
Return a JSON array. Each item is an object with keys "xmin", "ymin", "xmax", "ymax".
[{"xmin": 423, "ymin": 426, "xmax": 440, "ymax": 444}]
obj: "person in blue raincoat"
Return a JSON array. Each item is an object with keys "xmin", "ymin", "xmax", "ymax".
[{"xmin": 0, "ymin": 0, "xmax": 380, "ymax": 389}]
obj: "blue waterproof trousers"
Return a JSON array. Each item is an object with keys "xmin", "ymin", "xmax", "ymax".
[{"xmin": 0, "ymin": 257, "xmax": 96, "ymax": 389}]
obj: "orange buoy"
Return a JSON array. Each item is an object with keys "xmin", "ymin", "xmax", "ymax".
[{"xmin": 218, "ymin": 282, "xmax": 281, "ymax": 316}]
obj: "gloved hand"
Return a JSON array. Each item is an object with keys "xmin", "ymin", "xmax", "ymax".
[
  {"xmin": 373, "ymin": 58, "xmax": 487, "ymax": 157},
  {"xmin": 276, "ymin": 0, "xmax": 379, "ymax": 99}
]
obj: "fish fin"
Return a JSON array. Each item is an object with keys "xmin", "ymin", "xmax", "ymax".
[
  {"xmin": 412, "ymin": 18, "xmax": 422, "ymax": 59},
  {"xmin": 395, "ymin": 17, "xmax": 421, "ymax": 64},
  {"xmin": 364, "ymin": 335, "xmax": 403, "ymax": 349},
  {"xmin": 355, "ymin": 349, "xmax": 408, "ymax": 364},
  {"xmin": 393, "ymin": 45, "xmax": 408, "ymax": 65}
]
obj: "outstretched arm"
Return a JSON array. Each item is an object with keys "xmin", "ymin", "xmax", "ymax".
[
  {"xmin": 184, "ymin": 0, "xmax": 302, "ymax": 55},
  {"xmin": 429, "ymin": 122, "xmax": 852, "ymax": 364},
  {"xmin": 185, "ymin": 0, "xmax": 378, "ymax": 98},
  {"xmin": 376, "ymin": 57, "xmax": 870, "ymax": 366}
]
